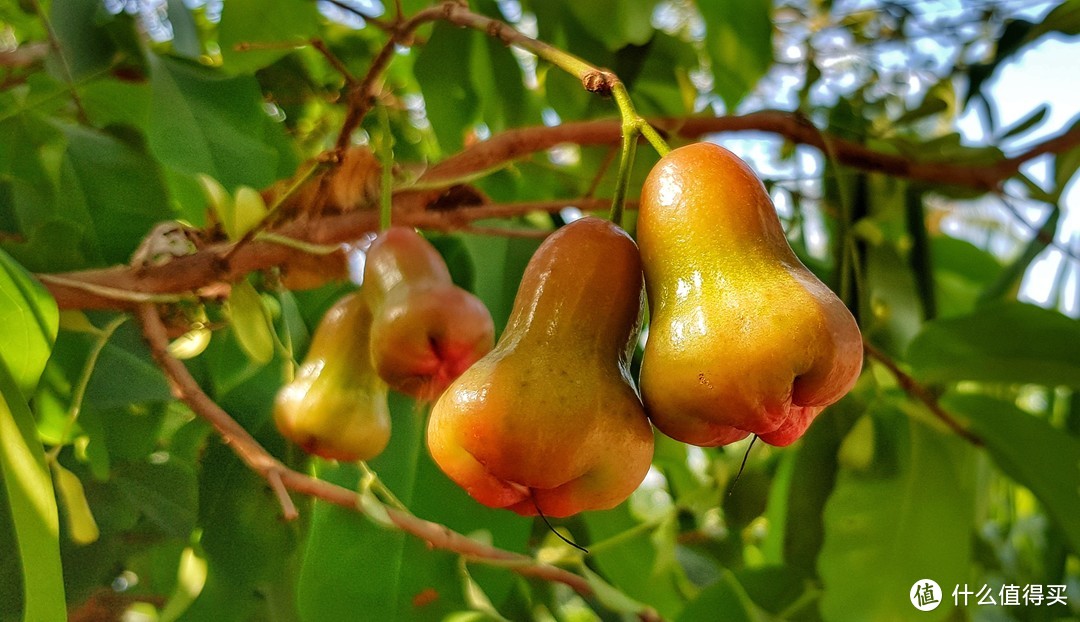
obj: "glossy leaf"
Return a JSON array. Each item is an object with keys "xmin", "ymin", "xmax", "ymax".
[
  {"xmin": 559, "ymin": 0, "xmax": 659, "ymax": 51},
  {"xmin": 584, "ymin": 505, "xmax": 689, "ymax": 620},
  {"xmin": 218, "ymin": 0, "xmax": 320, "ymax": 73},
  {"xmin": 49, "ymin": 0, "xmax": 117, "ymax": 80},
  {"xmin": 676, "ymin": 571, "xmax": 760, "ymax": 622},
  {"xmin": 945, "ymin": 393, "xmax": 1080, "ymax": 553},
  {"xmin": 818, "ymin": 403, "xmax": 976, "ymax": 622},
  {"xmin": 52, "ymin": 461, "xmax": 101, "ymax": 545},
  {"xmin": 414, "ymin": 24, "xmax": 479, "ymax": 154},
  {"xmin": 0, "ymin": 358, "xmax": 67, "ymax": 622},
  {"xmin": 182, "ymin": 441, "xmax": 299, "ymax": 621},
  {"xmin": 148, "ymin": 55, "xmax": 293, "ymax": 190},
  {"xmin": 907, "ymin": 302, "xmax": 1080, "ymax": 388},
  {"xmin": 297, "ymin": 394, "xmax": 529, "ymax": 621},
  {"xmin": 698, "ymin": 0, "xmax": 773, "ymax": 108},
  {"xmin": 229, "ymin": 279, "xmax": 276, "ymax": 365},
  {"xmin": 0, "ymin": 248, "xmax": 58, "ymax": 395}
]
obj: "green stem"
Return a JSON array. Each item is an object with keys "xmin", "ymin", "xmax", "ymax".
[
  {"xmin": 36, "ymin": 274, "xmax": 188, "ymax": 304},
  {"xmin": 45, "ymin": 315, "xmax": 128, "ymax": 462},
  {"xmin": 439, "ymin": 4, "xmax": 670, "ymax": 165},
  {"xmin": 609, "ymin": 130, "xmax": 637, "ymax": 227},
  {"xmin": 266, "ymin": 159, "xmax": 327, "ymax": 216},
  {"xmin": 358, "ymin": 462, "xmax": 408, "ymax": 512},
  {"xmin": 611, "ymin": 82, "xmax": 670, "ymax": 157},
  {"xmin": 585, "ymin": 512, "xmax": 669, "ymax": 556},
  {"xmin": 254, "ymin": 232, "xmax": 341, "ymax": 255},
  {"xmin": 377, "ymin": 106, "xmax": 394, "ymax": 231}
]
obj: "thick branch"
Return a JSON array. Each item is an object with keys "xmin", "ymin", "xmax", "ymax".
[
  {"xmin": 135, "ymin": 303, "xmax": 593, "ymax": 596},
  {"xmin": 421, "ymin": 111, "xmax": 1080, "ymax": 191},
  {"xmin": 41, "ymin": 198, "xmax": 614, "ymax": 310},
  {"xmin": 39, "ymin": 112, "xmax": 1079, "ymax": 311}
]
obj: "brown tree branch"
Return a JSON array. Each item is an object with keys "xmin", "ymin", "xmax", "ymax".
[
  {"xmin": 864, "ymin": 343, "xmax": 984, "ymax": 446},
  {"xmin": 419, "ymin": 111, "xmax": 1080, "ymax": 191},
  {"xmin": 40, "ymin": 198, "xmax": 615, "ymax": 310},
  {"xmin": 134, "ymin": 302, "xmax": 594, "ymax": 597},
  {"xmin": 37, "ymin": 112, "xmax": 1079, "ymax": 311}
]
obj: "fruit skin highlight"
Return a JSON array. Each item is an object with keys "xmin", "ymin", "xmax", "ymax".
[
  {"xmin": 274, "ymin": 291, "xmax": 391, "ymax": 462},
  {"xmin": 362, "ymin": 227, "xmax": 495, "ymax": 401},
  {"xmin": 637, "ymin": 142, "xmax": 863, "ymax": 447},
  {"xmin": 427, "ymin": 217, "xmax": 654, "ymax": 518}
]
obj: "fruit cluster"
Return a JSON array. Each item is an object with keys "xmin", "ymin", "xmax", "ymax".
[{"xmin": 274, "ymin": 143, "xmax": 863, "ymax": 516}]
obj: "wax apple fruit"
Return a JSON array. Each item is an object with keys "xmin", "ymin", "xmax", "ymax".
[
  {"xmin": 638, "ymin": 143, "xmax": 863, "ymax": 447},
  {"xmin": 274, "ymin": 291, "xmax": 390, "ymax": 461},
  {"xmin": 427, "ymin": 217, "xmax": 654, "ymax": 518},
  {"xmin": 363, "ymin": 227, "xmax": 494, "ymax": 400}
]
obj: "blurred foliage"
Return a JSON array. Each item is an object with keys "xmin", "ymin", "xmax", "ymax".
[{"xmin": 1, "ymin": 0, "xmax": 1079, "ymax": 621}]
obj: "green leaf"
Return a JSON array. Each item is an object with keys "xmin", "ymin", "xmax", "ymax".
[
  {"xmin": 228, "ymin": 279, "xmax": 276, "ymax": 365},
  {"xmin": 148, "ymin": 55, "xmax": 291, "ymax": 190},
  {"xmin": 166, "ymin": 0, "xmax": 203, "ymax": 60},
  {"xmin": 182, "ymin": 441, "xmax": 300, "ymax": 622},
  {"xmin": 52, "ymin": 461, "xmax": 100, "ymax": 545},
  {"xmin": 113, "ymin": 459, "xmax": 198, "ymax": 539},
  {"xmin": 414, "ymin": 24, "xmax": 479, "ymax": 154},
  {"xmin": 999, "ymin": 104, "xmax": 1049, "ymax": 139},
  {"xmin": 0, "ymin": 248, "xmax": 58, "ymax": 395},
  {"xmin": 698, "ymin": 0, "xmax": 773, "ymax": 109},
  {"xmin": 770, "ymin": 389, "xmax": 866, "ymax": 574},
  {"xmin": 676, "ymin": 571, "xmax": 761, "ymax": 622},
  {"xmin": 469, "ymin": 22, "xmax": 541, "ymax": 134},
  {"xmin": 49, "ymin": 0, "xmax": 117, "ymax": 80},
  {"xmin": 65, "ymin": 124, "xmax": 178, "ymax": 264},
  {"xmin": 979, "ymin": 205, "xmax": 1060, "ymax": 304},
  {"xmin": 426, "ymin": 233, "xmax": 477, "ymax": 291},
  {"xmin": 629, "ymin": 33, "xmax": 698, "ymax": 117},
  {"xmin": 0, "ymin": 357, "xmax": 67, "ymax": 622},
  {"xmin": 228, "ymin": 186, "xmax": 268, "ymax": 240},
  {"xmin": 297, "ymin": 394, "xmax": 530, "ymax": 621},
  {"xmin": 458, "ymin": 232, "xmax": 542, "ymax": 336},
  {"xmin": 907, "ymin": 302, "xmax": 1080, "ymax": 388},
  {"xmin": 944, "ymin": 393, "xmax": 1080, "ymax": 553},
  {"xmin": 584, "ymin": 505, "xmax": 689, "ymax": 621},
  {"xmin": 217, "ymin": 0, "xmax": 319, "ymax": 73},
  {"xmin": 818, "ymin": 403, "xmax": 976, "ymax": 622},
  {"xmin": 559, "ymin": 0, "xmax": 660, "ymax": 51}
]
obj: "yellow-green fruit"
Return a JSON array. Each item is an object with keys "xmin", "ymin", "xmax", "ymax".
[
  {"xmin": 427, "ymin": 217, "xmax": 654, "ymax": 518},
  {"xmin": 363, "ymin": 227, "xmax": 494, "ymax": 400},
  {"xmin": 638, "ymin": 143, "xmax": 863, "ymax": 447},
  {"xmin": 274, "ymin": 291, "xmax": 390, "ymax": 461}
]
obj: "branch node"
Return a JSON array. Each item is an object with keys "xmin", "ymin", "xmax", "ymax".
[
  {"xmin": 582, "ymin": 70, "xmax": 616, "ymax": 96},
  {"xmin": 268, "ymin": 468, "xmax": 299, "ymax": 521}
]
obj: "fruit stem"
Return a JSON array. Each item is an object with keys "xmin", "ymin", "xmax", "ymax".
[{"xmin": 609, "ymin": 128, "xmax": 637, "ymax": 227}]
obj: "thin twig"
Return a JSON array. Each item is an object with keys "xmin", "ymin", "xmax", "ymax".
[
  {"xmin": 310, "ymin": 39, "xmax": 358, "ymax": 85},
  {"xmin": 267, "ymin": 468, "xmax": 298, "ymax": 521},
  {"xmin": 135, "ymin": 302, "xmax": 593, "ymax": 596},
  {"xmin": 864, "ymin": 343, "xmax": 984, "ymax": 446}
]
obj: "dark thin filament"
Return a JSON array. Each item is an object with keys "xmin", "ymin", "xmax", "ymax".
[
  {"xmin": 728, "ymin": 435, "xmax": 758, "ymax": 496},
  {"xmin": 531, "ymin": 491, "xmax": 588, "ymax": 554}
]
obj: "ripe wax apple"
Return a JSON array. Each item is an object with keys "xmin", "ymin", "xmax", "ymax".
[
  {"xmin": 274, "ymin": 291, "xmax": 390, "ymax": 461},
  {"xmin": 427, "ymin": 217, "xmax": 654, "ymax": 517},
  {"xmin": 362, "ymin": 227, "xmax": 494, "ymax": 400},
  {"xmin": 638, "ymin": 143, "xmax": 863, "ymax": 447}
]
